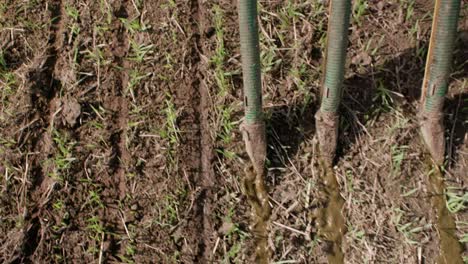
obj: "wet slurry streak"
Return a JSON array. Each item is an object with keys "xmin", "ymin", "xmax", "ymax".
[
  {"xmin": 315, "ymin": 160, "xmax": 345, "ymax": 264},
  {"xmin": 242, "ymin": 167, "xmax": 270, "ymax": 264},
  {"xmin": 425, "ymin": 158, "xmax": 463, "ymax": 264},
  {"xmin": 16, "ymin": 0, "xmax": 65, "ymax": 260}
]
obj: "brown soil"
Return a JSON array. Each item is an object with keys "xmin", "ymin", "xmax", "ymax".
[{"xmin": 0, "ymin": 0, "xmax": 466, "ymax": 263}]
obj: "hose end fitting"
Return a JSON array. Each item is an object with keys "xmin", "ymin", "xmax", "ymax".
[
  {"xmin": 315, "ymin": 111, "xmax": 339, "ymax": 165},
  {"xmin": 241, "ymin": 121, "xmax": 267, "ymax": 176},
  {"xmin": 419, "ymin": 110, "xmax": 445, "ymax": 165}
]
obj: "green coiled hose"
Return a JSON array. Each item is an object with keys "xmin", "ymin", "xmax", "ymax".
[
  {"xmin": 422, "ymin": 0, "xmax": 461, "ymax": 112},
  {"xmin": 320, "ymin": 0, "xmax": 352, "ymax": 113},
  {"xmin": 239, "ymin": 0, "xmax": 263, "ymax": 124}
]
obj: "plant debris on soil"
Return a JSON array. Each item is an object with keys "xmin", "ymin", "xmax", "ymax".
[{"xmin": 0, "ymin": 0, "xmax": 466, "ymax": 263}]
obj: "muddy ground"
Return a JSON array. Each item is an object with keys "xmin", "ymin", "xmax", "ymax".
[{"xmin": 0, "ymin": 0, "xmax": 467, "ymax": 263}]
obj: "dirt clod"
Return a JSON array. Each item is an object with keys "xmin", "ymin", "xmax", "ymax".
[{"xmin": 58, "ymin": 98, "xmax": 81, "ymax": 127}]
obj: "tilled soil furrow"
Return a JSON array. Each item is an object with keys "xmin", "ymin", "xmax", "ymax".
[
  {"xmin": 99, "ymin": 0, "xmax": 132, "ymax": 260},
  {"xmin": 176, "ymin": 32, "xmax": 206, "ymax": 263},
  {"xmin": 196, "ymin": 84, "xmax": 217, "ymax": 261},
  {"xmin": 13, "ymin": 0, "xmax": 66, "ymax": 261},
  {"xmin": 109, "ymin": 1, "xmax": 130, "ymax": 201},
  {"xmin": 190, "ymin": 0, "xmax": 218, "ymax": 261}
]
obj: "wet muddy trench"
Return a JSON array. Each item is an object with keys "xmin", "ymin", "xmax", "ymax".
[
  {"xmin": 243, "ymin": 166, "xmax": 270, "ymax": 264},
  {"xmin": 425, "ymin": 157, "xmax": 464, "ymax": 264},
  {"xmin": 243, "ymin": 153, "xmax": 464, "ymax": 263},
  {"xmin": 243, "ymin": 156, "xmax": 346, "ymax": 263},
  {"xmin": 315, "ymin": 160, "xmax": 346, "ymax": 264}
]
